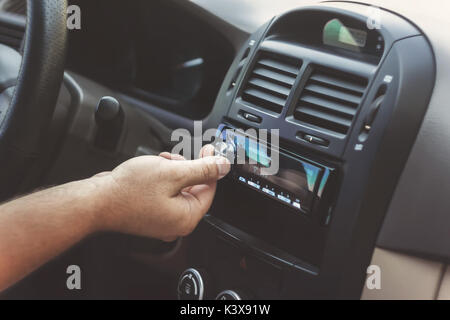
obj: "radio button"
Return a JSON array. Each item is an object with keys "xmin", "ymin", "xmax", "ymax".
[
  {"xmin": 302, "ymin": 134, "xmax": 329, "ymax": 147},
  {"xmin": 277, "ymin": 194, "xmax": 291, "ymax": 204},
  {"xmin": 248, "ymin": 180, "xmax": 261, "ymax": 189},
  {"xmin": 242, "ymin": 112, "xmax": 262, "ymax": 123},
  {"xmin": 262, "ymin": 188, "xmax": 276, "ymax": 197}
]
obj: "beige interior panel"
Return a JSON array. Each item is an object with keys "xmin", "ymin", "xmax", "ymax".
[
  {"xmin": 437, "ymin": 266, "xmax": 450, "ymax": 300},
  {"xmin": 362, "ymin": 248, "xmax": 444, "ymax": 300}
]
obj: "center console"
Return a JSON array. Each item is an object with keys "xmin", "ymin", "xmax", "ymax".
[
  {"xmin": 211, "ymin": 125, "xmax": 337, "ymax": 268},
  {"xmin": 178, "ymin": 2, "xmax": 435, "ymax": 299}
]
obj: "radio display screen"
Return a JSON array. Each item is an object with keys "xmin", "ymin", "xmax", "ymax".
[{"xmin": 229, "ymin": 131, "xmax": 325, "ymax": 213}]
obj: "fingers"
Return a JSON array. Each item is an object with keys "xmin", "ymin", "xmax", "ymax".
[
  {"xmin": 159, "ymin": 152, "xmax": 186, "ymax": 161},
  {"xmin": 183, "ymin": 145, "xmax": 219, "ymax": 221},
  {"xmin": 160, "ymin": 144, "xmax": 215, "ymax": 161},
  {"xmin": 188, "ymin": 184, "xmax": 217, "ymax": 217},
  {"xmin": 169, "ymin": 156, "xmax": 231, "ymax": 190},
  {"xmin": 93, "ymin": 171, "xmax": 111, "ymax": 178},
  {"xmin": 172, "ymin": 183, "xmax": 217, "ymax": 236},
  {"xmin": 159, "ymin": 144, "xmax": 230, "ymax": 192},
  {"xmin": 159, "ymin": 145, "xmax": 218, "ymax": 196},
  {"xmin": 199, "ymin": 144, "xmax": 215, "ymax": 158}
]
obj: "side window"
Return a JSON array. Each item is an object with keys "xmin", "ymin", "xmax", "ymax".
[{"xmin": 67, "ymin": 0, "xmax": 234, "ymax": 119}]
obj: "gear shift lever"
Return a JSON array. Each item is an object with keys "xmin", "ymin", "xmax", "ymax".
[{"xmin": 94, "ymin": 96, "xmax": 125, "ymax": 151}]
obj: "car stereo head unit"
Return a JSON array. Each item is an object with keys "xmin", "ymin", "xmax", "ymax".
[{"xmin": 215, "ymin": 125, "xmax": 335, "ymax": 216}]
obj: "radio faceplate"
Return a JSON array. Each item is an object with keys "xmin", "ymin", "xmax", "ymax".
[
  {"xmin": 210, "ymin": 124, "xmax": 339, "ymax": 266},
  {"xmin": 215, "ymin": 124, "xmax": 337, "ymax": 221}
]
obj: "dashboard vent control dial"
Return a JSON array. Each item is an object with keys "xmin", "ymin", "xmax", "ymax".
[
  {"xmin": 216, "ymin": 290, "xmax": 245, "ymax": 300},
  {"xmin": 177, "ymin": 268, "xmax": 205, "ymax": 300}
]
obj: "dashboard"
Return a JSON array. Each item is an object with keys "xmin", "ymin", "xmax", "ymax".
[
  {"xmin": 180, "ymin": 2, "xmax": 437, "ymax": 299},
  {"xmin": 0, "ymin": 0, "xmax": 449, "ymax": 300},
  {"xmin": 169, "ymin": 0, "xmax": 450, "ymax": 300}
]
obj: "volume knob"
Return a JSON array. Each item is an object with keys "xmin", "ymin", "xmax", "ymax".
[{"xmin": 214, "ymin": 141, "xmax": 236, "ymax": 163}]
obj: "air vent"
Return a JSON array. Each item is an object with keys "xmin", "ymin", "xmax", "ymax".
[
  {"xmin": 0, "ymin": 0, "xmax": 26, "ymax": 16},
  {"xmin": 294, "ymin": 68, "xmax": 368, "ymax": 136},
  {"xmin": 0, "ymin": 19, "xmax": 24, "ymax": 50},
  {"xmin": 0, "ymin": 0, "xmax": 25, "ymax": 50},
  {"xmin": 241, "ymin": 53, "xmax": 302, "ymax": 114}
]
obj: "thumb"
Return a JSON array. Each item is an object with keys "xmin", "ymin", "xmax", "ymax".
[{"xmin": 171, "ymin": 156, "xmax": 231, "ymax": 189}]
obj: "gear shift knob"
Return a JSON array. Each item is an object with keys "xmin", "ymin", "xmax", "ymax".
[{"xmin": 94, "ymin": 96, "xmax": 124, "ymax": 151}]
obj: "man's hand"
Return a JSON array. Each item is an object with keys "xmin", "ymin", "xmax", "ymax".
[
  {"xmin": 94, "ymin": 145, "xmax": 231, "ymax": 241},
  {"xmin": 0, "ymin": 145, "xmax": 230, "ymax": 292}
]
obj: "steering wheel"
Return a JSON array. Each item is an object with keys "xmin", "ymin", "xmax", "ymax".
[{"xmin": 0, "ymin": 0, "xmax": 68, "ymax": 200}]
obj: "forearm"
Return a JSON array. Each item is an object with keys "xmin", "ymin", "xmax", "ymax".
[
  {"xmin": 0, "ymin": 149, "xmax": 229, "ymax": 293},
  {"xmin": 0, "ymin": 178, "xmax": 105, "ymax": 292}
]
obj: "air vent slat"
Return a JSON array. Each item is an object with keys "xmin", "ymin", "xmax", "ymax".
[
  {"xmin": 300, "ymin": 94, "xmax": 357, "ymax": 118},
  {"xmin": 241, "ymin": 52, "xmax": 302, "ymax": 114},
  {"xmin": 253, "ymin": 68, "xmax": 296, "ymax": 87},
  {"xmin": 0, "ymin": 26, "xmax": 22, "ymax": 38},
  {"xmin": 304, "ymin": 84, "xmax": 361, "ymax": 106},
  {"xmin": 248, "ymin": 78, "xmax": 291, "ymax": 98},
  {"xmin": 297, "ymin": 106, "xmax": 353, "ymax": 127},
  {"xmin": 257, "ymin": 59, "xmax": 300, "ymax": 77},
  {"xmin": 295, "ymin": 67, "xmax": 368, "ymax": 136},
  {"xmin": 243, "ymin": 88, "xmax": 286, "ymax": 113},
  {"xmin": 0, "ymin": 34, "xmax": 20, "ymax": 48},
  {"xmin": 0, "ymin": 0, "xmax": 26, "ymax": 15},
  {"xmin": 309, "ymin": 73, "xmax": 366, "ymax": 95},
  {"xmin": 0, "ymin": 1, "xmax": 25, "ymax": 49},
  {"xmin": 0, "ymin": 23, "xmax": 24, "ymax": 50}
]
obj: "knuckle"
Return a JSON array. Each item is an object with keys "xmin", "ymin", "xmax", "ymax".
[{"xmin": 201, "ymin": 165, "xmax": 212, "ymax": 181}]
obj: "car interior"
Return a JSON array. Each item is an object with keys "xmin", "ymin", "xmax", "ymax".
[{"xmin": 0, "ymin": 0, "xmax": 449, "ymax": 300}]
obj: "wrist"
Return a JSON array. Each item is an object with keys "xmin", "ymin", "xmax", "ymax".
[
  {"xmin": 84, "ymin": 173, "xmax": 124, "ymax": 233},
  {"xmin": 80, "ymin": 175, "xmax": 115, "ymax": 233}
]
